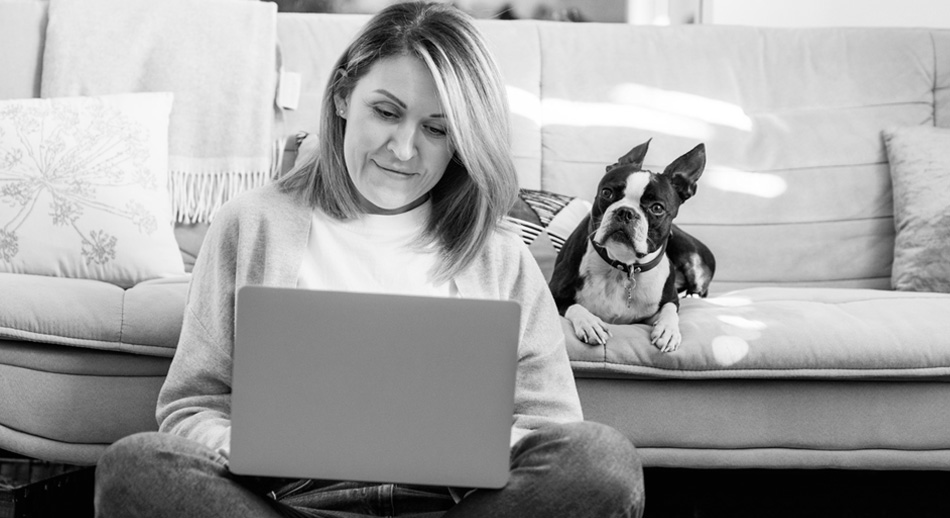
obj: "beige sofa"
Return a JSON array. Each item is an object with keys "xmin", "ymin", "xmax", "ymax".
[{"xmin": 3, "ymin": 3, "xmax": 950, "ymax": 471}]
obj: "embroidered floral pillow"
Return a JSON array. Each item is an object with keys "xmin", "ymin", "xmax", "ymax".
[{"xmin": 0, "ymin": 93, "xmax": 184, "ymax": 287}]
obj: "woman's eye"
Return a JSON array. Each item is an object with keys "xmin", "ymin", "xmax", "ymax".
[
  {"xmin": 600, "ymin": 188, "xmax": 613, "ymax": 199},
  {"xmin": 425, "ymin": 125, "xmax": 447, "ymax": 138},
  {"xmin": 649, "ymin": 203, "xmax": 665, "ymax": 215},
  {"xmin": 372, "ymin": 105, "xmax": 398, "ymax": 120}
]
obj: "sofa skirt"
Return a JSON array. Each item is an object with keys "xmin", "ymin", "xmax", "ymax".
[
  {"xmin": 577, "ymin": 377, "xmax": 950, "ymax": 470},
  {"xmin": 0, "ymin": 340, "xmax": 170, "ymax": 465}
]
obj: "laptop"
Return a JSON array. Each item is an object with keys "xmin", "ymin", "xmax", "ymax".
[{"xmin": 228, "ymin": 286, "xmax": 521, "ymax": 489}]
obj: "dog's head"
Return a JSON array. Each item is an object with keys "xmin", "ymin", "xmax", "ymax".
[{"xmin": 589, "ymin": 139, "xmax": 706, "ymax": 264}]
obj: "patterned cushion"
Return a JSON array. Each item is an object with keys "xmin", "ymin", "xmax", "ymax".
[
  {"xmin": 0, "ymin": 93, "xmax": 184, "ymax": 287},
  {"xmin": 506, "ymin": 188, "xmax": 591, "ymax": 281}
]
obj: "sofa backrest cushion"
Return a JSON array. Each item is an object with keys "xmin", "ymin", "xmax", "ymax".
[
  {"xmin": 0, "ymin": 1, "xmax": 46, "ymax": 100},
  {"xmin": 278, "ymin": 19, "xmax": 948, "ymax": 293},
  {"xmin": 530, "ymin": 25, "xmax": 947, "ymax": 293},
  {"xmin": 5, "ymin": 5, "xmax": 948, "ymax": 293}
]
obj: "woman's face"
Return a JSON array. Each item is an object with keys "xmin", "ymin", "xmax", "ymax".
[{"xmin": 336, "ymin": 55, "xmax": 454, "ymax": 214}]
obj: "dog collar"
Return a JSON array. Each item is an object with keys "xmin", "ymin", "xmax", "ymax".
[{"xmin": 590, "ymin": 238, "xmax": 667, "ymax": 276}]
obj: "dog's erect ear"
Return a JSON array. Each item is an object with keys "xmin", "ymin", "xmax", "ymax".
[
  {"xmin": 606, "ymin": 139, "xmax": 652, "ymax": 172},
  {"xmin": 663, "ymin": 143, "xmax": 706, "ymax": 202}
]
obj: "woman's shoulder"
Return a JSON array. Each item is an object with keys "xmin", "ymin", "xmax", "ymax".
[
  {"xmin": 486, "ymin": 224, "xmax": 526, "ymax": 252},
  {"xmin": 458, "ymin": 223, "xmax": 549, "ymax": 300},
  {"xmin": 221, "ymin": 183, "xmax": 305, "ymax": 213},
  {"xmin": 473, "ymin": 224, "xmax": 534, "ymax": 273},
  {"xmin": 202, "ymin": 183, "xmax": 310, "ymax": 248},
  {"xmin": 214, "ymin": 183, "xmax": 309, "ymax": 224}
]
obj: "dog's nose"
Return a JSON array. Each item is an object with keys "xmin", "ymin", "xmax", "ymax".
[{"xmin": 614, "ymin": 207, "xmax": 637, "ymax": 223}]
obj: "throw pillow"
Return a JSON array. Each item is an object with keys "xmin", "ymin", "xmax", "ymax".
[
  {"xmin": 0, "ymin": 93, "xmax": 185, "ymax": 288},
  {"xmin": 882, "ymin": 125, "xmax": 950, "ymax": 293},
  {"xmin": 506, "ymin": 188, "xmax": 591, "ymax": 281}
]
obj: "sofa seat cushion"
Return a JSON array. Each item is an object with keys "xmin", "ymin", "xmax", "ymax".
[
  {"xmin": 0, "ymin": 272, "xmax": 186, "ymax": 357},
  {"xmin": 568, "ymin": 287, "xmax": 950, "ymax": 380}
]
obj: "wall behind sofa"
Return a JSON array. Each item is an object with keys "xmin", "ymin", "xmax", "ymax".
[{"xmin": 706, "ymin": 0, "xmax": 950, "ymax": 28}]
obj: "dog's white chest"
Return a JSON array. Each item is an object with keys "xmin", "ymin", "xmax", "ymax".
[{"xmin": 576, "ymin": 253, "xmax": 670, "ymax": 324}]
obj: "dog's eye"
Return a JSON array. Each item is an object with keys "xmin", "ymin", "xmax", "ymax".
[
  {"xmin": 649, "ymin": 203, "xmax": 665, "ymax": 215},
  {"xmin": 600, "ymin": 188, "xmax": 613, "ymax": 200}
]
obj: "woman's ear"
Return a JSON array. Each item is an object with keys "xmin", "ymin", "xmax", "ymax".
[{"xmin": 333, "ymin": 94, "xmax": 348, "ymax": 119}]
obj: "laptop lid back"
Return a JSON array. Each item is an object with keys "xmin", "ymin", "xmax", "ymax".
[{"xmin": 229, "ymin": 286, "xmax": 521, "ymax": 489}]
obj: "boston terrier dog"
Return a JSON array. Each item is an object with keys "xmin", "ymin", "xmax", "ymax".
[{"xmin": 548, "ymin": 139, "xmax": 715, "ymax": 353}]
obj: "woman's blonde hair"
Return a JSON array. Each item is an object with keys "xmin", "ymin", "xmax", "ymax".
[{"xmin": 278, "ymin": 1, "xmax": 517, "ymax": 284}]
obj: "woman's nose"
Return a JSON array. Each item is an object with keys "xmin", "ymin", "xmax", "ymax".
[{"xmin": 387, "ymin": 123, "xmax": 417, "ymax": 161}]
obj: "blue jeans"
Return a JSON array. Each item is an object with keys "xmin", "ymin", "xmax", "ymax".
[{"xmin": 95, "ymin": 421, "xmax": 644, "ymax": 517}]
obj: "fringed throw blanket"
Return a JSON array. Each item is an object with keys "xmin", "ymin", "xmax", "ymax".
[{"xmin": 42, "ymin": 0, "xmax": 280, "ymax": 224}]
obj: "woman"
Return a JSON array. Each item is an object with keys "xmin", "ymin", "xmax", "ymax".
[{"xmin": 95, "ymin": 3, "xmax": 644, "ymax": 517}]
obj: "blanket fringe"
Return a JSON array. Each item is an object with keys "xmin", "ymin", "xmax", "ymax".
[
  {"xmin": 170, "ymin": 137, "xmax": 290, "ymax": 224},
  {"xmin": 169, "ymin": 170, "xmax": 269, "ymax": 225}
]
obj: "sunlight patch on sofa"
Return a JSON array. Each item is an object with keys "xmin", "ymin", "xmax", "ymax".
[
  {"xmin": 717, "ymin": 314, "xmax": 765, "ymax": 344},
  {"xmin": 711, "ymin": 335, "xmax": 751, "ymax": 366},
  {"xmin": 507, "ymin": 85, "xmax": 753, "ymax": 139},
  {"xmin": 609, "ymin": 84, "xmax": 753, "ymax": 132},
  {"xmin": 703, "ymin": 167, "xmax": 788, "ymax": 198},
  {"xmin": 704, "ymin": 295, "xmax": 753, "ymax": 307},
  {"xmin": 539, "ymin": 98, "xmax": 716, "ymax": 139},
  {"xmin": 718, "ymin": 315, "xmax": 768, "ymax": 331},
  {"xmin": 506, "ymin": 86, "xmax": 541, "ymax": 125},
  {"xmin": 506, "ymin": 83, "xmax": 753, "ymax": 140}
]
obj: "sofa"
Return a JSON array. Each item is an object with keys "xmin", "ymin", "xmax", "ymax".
[{"xmin": 3, "ymin": 2, "xmax": 950, "ymax": 473}]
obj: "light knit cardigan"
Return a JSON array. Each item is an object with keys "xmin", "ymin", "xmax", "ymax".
[{"xmin": 156, "ymin": 184, "xmax": 583, "ymax": 457}]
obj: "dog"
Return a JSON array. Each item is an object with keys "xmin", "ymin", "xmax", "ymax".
[{"xmin": 548, "ymin": 139, "xmax": 715, "ymax": 353}]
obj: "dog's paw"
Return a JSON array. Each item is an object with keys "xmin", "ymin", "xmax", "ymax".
[
  {"xmin": 650, "ymin": 303, "xmax": 681, "ymax": 353},
  {"xmin": 565, "ymin": 304, "xmax": 611, "ymax": 346},
  {"xmin": 650, "ymin": 322, "xmax": 681, "ymax": 353}
]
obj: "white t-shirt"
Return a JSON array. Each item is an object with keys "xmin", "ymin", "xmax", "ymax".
[{"xmin": 296, "ymin": 201, "xmax": 456, "ymax": 297}]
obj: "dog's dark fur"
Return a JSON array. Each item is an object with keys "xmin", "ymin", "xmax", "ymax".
[{"xmin": 549, "ymin": 140, "xmax": 715, "ymax": 352}]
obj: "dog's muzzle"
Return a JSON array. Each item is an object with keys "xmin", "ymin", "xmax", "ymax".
[{"xmin": 596, "ymin": 205, "xmax": 648, "ymax": 258}]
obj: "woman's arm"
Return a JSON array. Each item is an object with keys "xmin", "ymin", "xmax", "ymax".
[
  {"xmin": 155, "ymin": 185, "xmax": 312, "ymax": 458},
  {"xmin": 488, "ymin": 232, "xmax": 585, "ymax": 446},
  {"xmin": 156, "ymin": 204, "xmax": 243, "ymax": 459}
]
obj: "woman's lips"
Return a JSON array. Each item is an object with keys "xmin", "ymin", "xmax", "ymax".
[{"xmin": 373, "ymin": 160, "xmax": 415, "ymax": 176}]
